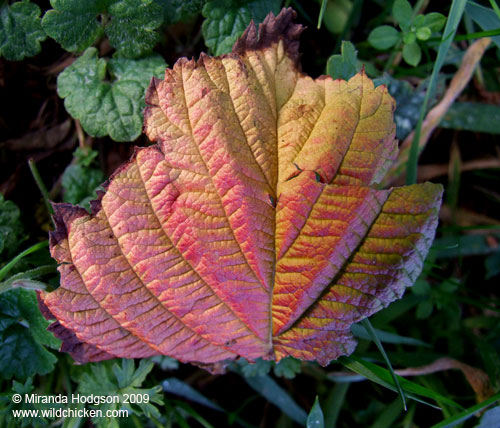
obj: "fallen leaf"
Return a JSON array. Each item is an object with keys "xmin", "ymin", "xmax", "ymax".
[{"xmin": 40, "ymin": 8, "xmax": 443, "ymax": 368}]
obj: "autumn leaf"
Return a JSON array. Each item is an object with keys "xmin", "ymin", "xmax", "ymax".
[{"xmin": 40, "ymin": 8, "xmax": 443, "ymax": 368}]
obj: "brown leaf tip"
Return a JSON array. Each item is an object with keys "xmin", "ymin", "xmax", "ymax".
[
  {"xmin": 49, "ymin": 203, "xmax": 86, "ymax": 249},
  {"xmin": 232, "ymin": 8, "xmax": 304, "ymax": 65}
]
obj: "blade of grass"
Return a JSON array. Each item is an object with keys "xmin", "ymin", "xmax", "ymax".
[
  {"xmin": 454, "ymin": 27, "xmax": 500, "ymax": 40},
  {"xmin": 323, "ymin": 383, "xmax": 349, "ymax": 428},
  {"xmin": 339, "ymin": 355, "xmax": 463, "ymax": 409},
  {"xmin": 28, "ymin": 158, "xmax": 54, "ymax": 225},
  {"xmin": 0, "ymin": 241, "xmax": 49, "ymax": 283},
  {"xmin": 307, "ymin": 396, "xmax": 324, "ymax": 428},
  {"xmin": 333, "ymin": 0, "xmax": 363, "ymax": 52},
  {"xmin": 173, "ymin": 400, "xmax": 216, "ymax": 428},
  {"xmin": 351, "ymin": 323, "xmax": 430, "ymax": 347},
  {"xmin": 406, "ymin": 0, "xmax": 467, "ymax": 184},
  {"xmin": 162, "ymin": 378, "xmax": 224, "ymax": 412},
  {"xmin": 370, "ymin": 294, "xmax": 422, "ymax": 326},
  {"xmin": 402, "ymin": 403, "xmax": 417, "ymax": 428},
  {"xmin": 489, "ymin": 0, "xmax": 500, "ymax": 20},
  {"xmin": 361, "ymin": 318, "xmax": 407, "ymax": 410},
  {"xmin": 430, "ymin": 391, "xmax": 500, "ymax": 428},
  {"xmin": 466, "ymin": 2, "xmax": 500, "ymax": 49},
  {"xmin": 244, "ymin": 375, "xmax": 307, "ymax": 426},
  {"xmin": 370, "ymin": 398, "xmax": 403, "ymax": 428},
  {"xmin": 317, "ymin": 0, "xmax": 328, "ymax": 29}
]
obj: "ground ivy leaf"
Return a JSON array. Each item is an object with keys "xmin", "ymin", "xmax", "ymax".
[
  {"xmin": 62, "ymin": 165, "xmax": 106, "ymax": 208},
  {"xmin": 0, "ymin": 289, "xmax": 60, "ymax": 380},
  {"xmin": 106, "ymin": 0, "xmax": 163, "ymax": 58},
  {"xmin": 62, "ymin": 147, "xmax": 106, "ymax": 210},
  {"xmin": 202, "ymin": 0, "xmax": 281, "ymax": 55},
  {"xmin": 41, "ymin": 0, "xmax": 109, "ymax": 52},
  {"xmin": 238, "ymin": 358, "xmax": 272, "ymax": 377},
  {"xmin": 0, "ymin": 195, "xmax": 25, "ymax": 260},
  {"xmin": 0, "ymin": 0, "xmax": 46, "ymax": 61},
  {"xmin": 57, "ymin": 48, "xmax": 109, "ymax": 138},
  {"xmin": 326, "ymin": 40, "xmax": 360, "ymax": 81},
  {"xmin": 57, "ymin": 48, "xmax": 166, "ymax": 141},
  {"xmin": 273, "ymin": 357, "xmax": 301, "ymax": 379}
]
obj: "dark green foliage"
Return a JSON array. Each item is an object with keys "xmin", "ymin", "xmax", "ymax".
[
  {"xmin": 202, "ymin": 0, "xmax": 281, "ymax": 55},
  {"xmin": 441, "ymin": 102, "xmax": 500, "ymax": 134},
  {"xmin": 0, "ymin": 195, "xmax": 25, "ymax": 260},
  {"xmin": 42, "ymin": 0, "xmax": 163, "ymax": 57},
  {"xmin": 0, "ymin": 378, "xmax": 55, "ymax": 427},
  {"xmin": 62, "ymin": 147, "xmax": 106, "ymax": 209},
  {"xmin": 244, "ymin": 374, "xmax": 308, "ymax": 425},
  {"xmin": 41, "ymin": 0, "xmax": 108, "ymax": 52},
  {"xmin": 74, "ymin": 359, "xmax": 164, "ymax": 426},
  {"xmin": 0, "ymin": 0, "xmax": 46, "ymax": 61},
  {"xmin": 106, "ymin": 0, "xmax": 163, "ymax": 58},
  {"xmin": 0, "ymin": 288, "xmax": 60, "ymax": 380},
  {"xmin": 368, "ymin": 0, "xmax": 445, "ymax": 66},
  {"xmin": 162, "ymin": 378, "xmax": 224, "ymax": 411},
  {"xmin": 153, "ymin": 0, "xmax": 206, "ymax": 24}
]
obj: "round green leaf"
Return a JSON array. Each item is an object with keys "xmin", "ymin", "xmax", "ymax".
[
  {"xmin": 416, "ymin": 26, "xmax": 431, "ymax": 41},
  {"xmin": 402, "ymin": 41, "xmax": 421, "ymax": 66},
  {"xmin": 423, "ymin": 12, "xmax": 446, "ymax": 32},
  {"xmin": 368, "ymin": 25, "xmax": 400, "ymax": 50},
  {"xmin": 392, "ymin": 0, "xmax": 413, "ymax": 32}
]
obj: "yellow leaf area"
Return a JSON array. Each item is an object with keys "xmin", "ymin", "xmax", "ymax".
[{"xmin": 42, "ymin": 9, "xmax": 443, "ymax": 367}]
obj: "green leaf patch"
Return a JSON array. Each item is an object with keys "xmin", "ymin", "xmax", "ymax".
[
  {"xmin": 0, "ymin": 288, "xmax": 60, "ymax": 380},
  {"xmin": 42, "ymin": 0, "xmax": 163, "ymax": 57},
  {"xmin": 0, "ymin": 0, "xmax": 46, "ymax": 61},
  {"xmin": 0, "ymin": 195, "xmax": 25, "ymax": 260},
  {"xmin": 57, "ymin": 48, "xmax": 166, "ymax": 142}
]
